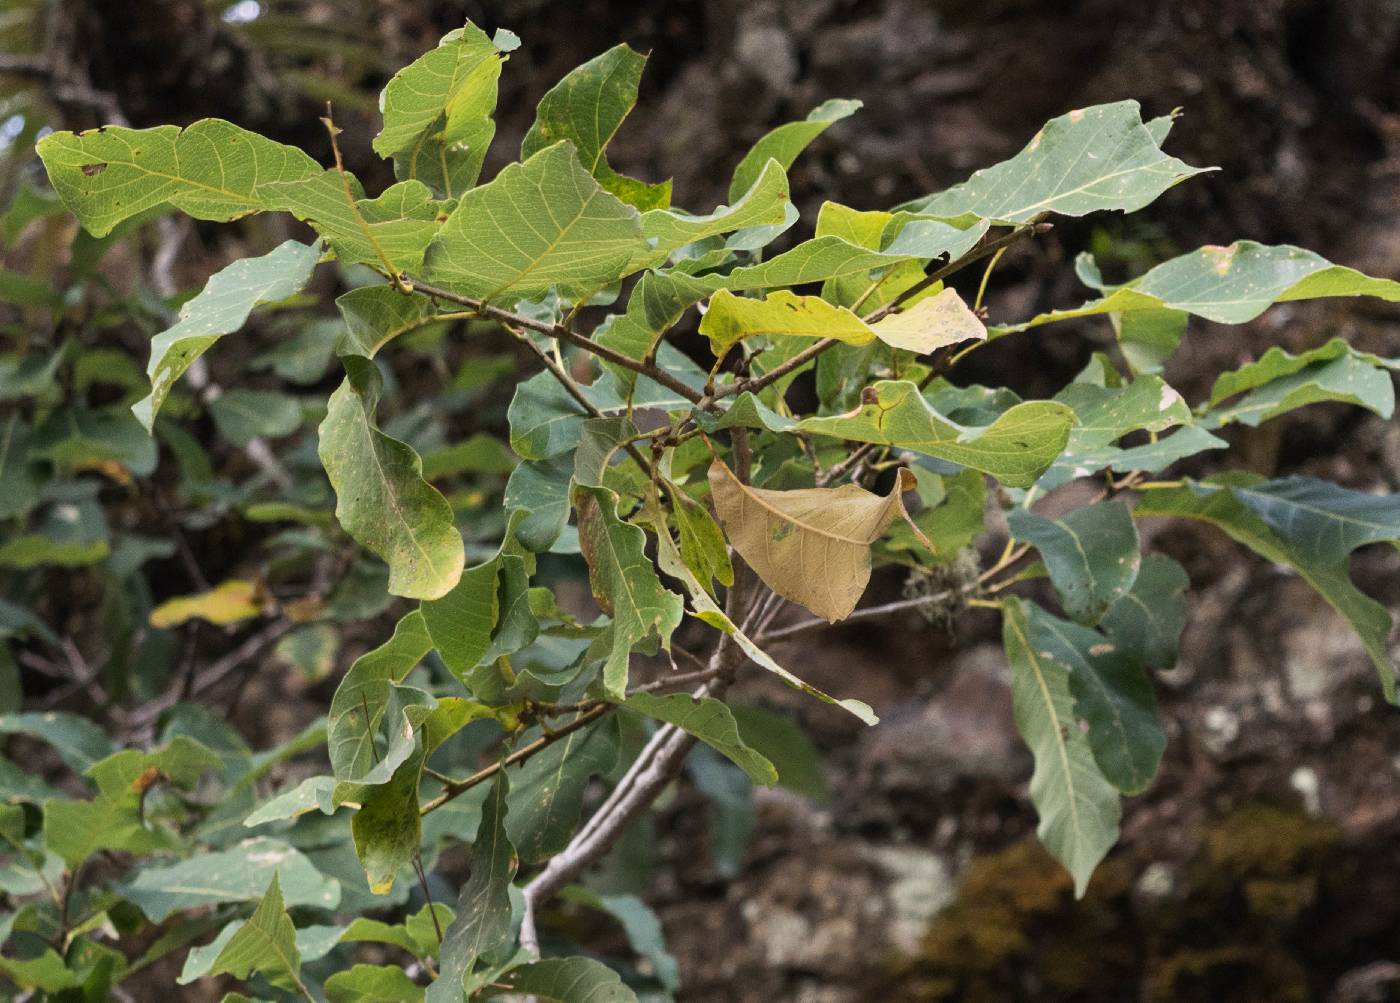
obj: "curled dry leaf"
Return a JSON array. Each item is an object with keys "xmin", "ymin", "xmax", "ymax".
[{"xmin": 708, "ymin": 457, "xmax": 931, "ymax": 621}]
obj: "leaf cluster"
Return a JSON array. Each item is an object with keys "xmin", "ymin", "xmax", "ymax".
[{"xmin": 1, "ymin": 15, "xmax": 1398, "ymax": 1001}]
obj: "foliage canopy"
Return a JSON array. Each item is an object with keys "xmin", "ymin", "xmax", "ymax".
[{"xmin": 3, "ymin": 17, "xmax": 1399, "ymax": 1001}]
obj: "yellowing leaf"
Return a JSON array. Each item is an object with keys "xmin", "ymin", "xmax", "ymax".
[
  {"xmin": 150, "ymin": 579, "xmax": 263, "ymax": 629},
  {"xmin": 699, "ymin": 286, "xmax": 986, "ymax": 360},
  {"xmin": 698, "ymin": 289, "xmax": 874, "ymax": 356},
  {"xmin": 869, "ymin": 287, "xmax": 987, "ymax": 353},
  {"xmin": 707, "ymin": 458, "xmax": 925, "ymax": 622}
]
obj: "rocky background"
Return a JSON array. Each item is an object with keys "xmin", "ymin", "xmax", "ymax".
[{"xmin": 9, "ymin": 1, "xmax": 1400, "ymax": 1000}]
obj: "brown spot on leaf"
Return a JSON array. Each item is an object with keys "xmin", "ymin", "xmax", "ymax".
[{"xmin": 80, "ymin": 163, "xmax": 108, "ymax": 177}]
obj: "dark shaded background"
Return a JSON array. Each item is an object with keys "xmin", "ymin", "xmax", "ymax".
[{"xmin": 7, "ymin": 1, "xmax": 1400, "ymax": 1000}]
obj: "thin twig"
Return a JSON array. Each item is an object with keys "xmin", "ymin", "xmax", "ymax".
[
  {"xmin": 758, "ymin": 589, "xmax": 959, "ymax": 643},
  {"xmin": 714, "ymin": 223, "xmax": 1050, "ymax": 404},
  {"xmin": 404, "ymin": 279, "xmax": 706, "ymax": 407},
  {"xmin": 412, "ymin": 856, "xmax": 444, "ymax": 944},
  {"xmin": 503, "ymin": 324, "xmax": 652, "ymax": 471},
  {"xmin": 121, "ymin": 620, "xmax": 295, "ymax": 732},
  {"xmin": 519, "ymin": 483, "xmax": 763, "ymax": 955},
  {"xmin": 863, "ymin": 221, "xmax": 1052, "ymax": 325},
  {"xmin": 418, "ymin": 704, "xmax": 612, "ymax": 816},
  {"xmin": 817, "ymin": 442, "xmax": 879, "ymax": 487}
]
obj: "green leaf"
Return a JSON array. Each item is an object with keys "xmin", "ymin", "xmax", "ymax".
[
  {"xmin": 0, "ymin": 417, "xmax": 43, "ymax": 521},
  {"xmin": 574, "ymin": 485, "xmax": 685, "ymax": 699},
  {"xmin": 1081, "ymin": 426, "xmax": 1228, "ymax": 487},
  {"xmin": 1001, "ymin": 597, "xmax": 1120, "ymax": 897},
  {"xmin": 522, "ymin": 43, "xmax": 670, "ymax": 211},
  {"xmin": 0, "ymin": 534, "xmax": 107, "ymax": 569},
  {"xmin": 1204, "ymin": 339, "xmax": 1398, "ymax": 429},
  {"xmin": 694, "ymin": 392, "xmax": 797, "ymax": 435},
  {"xmin": 0, "ymin": 347, "xmax": 64, "ymax": 402},
  {"xmin": 374, "ymin": 22, "xmax": 506, "ymax": 197},
  {"xmin": 209, "ymin": 389, "xmax": 303, "ymax": 446},
  {"xmin": 698, "ymin": 289, "xmax": 878, "ymax": 357},
  {"xmin": 1001, "ymin": 241, "xmax": 1400, "ymax": 333},
  {"xmin": 0, "ymin": 949, "xmax": 80, "ymax": 992},
  {"xmin": 641, "ymin": 159, "xmax": 789, "ymax": 259},
  {"xmin": 1135, "ymin": 479, "xmax": 1398, "ymax": 700},
  {"xmin": 903, "ymin": 101, "xmax": 1208, "ymax": 223},
  {"xmin": 506, "ymin": 715, "xmax": 620, "ymax": 862},
  {"xmin": 591, "ymin": 270, "xmax": 718, "ymax": 391},
  {"xmin": 328, "ymin": 610, "xmax": 433, "ymax": 780},
  {"xmin": 32, "ymin": 405, "xmax": 158, "ymax": 476},
  {"xmin": 667, "ymin": 480, "xmax": 733, "ymax": 593},
  {"xmin": 722, "ymin": 219, "xmax": 988, "ymax": 291},
  {"xmin": 508, "ymin": 352, "xmax": 703, "ymax": 460},
  {"xmin": 123, "ymin": 837, "xmax": 340, "ymax": 921},
  {"xmin": 481, "ymin": 548, "xmax": 541, "ymax": 670},
  {"xmin": 340, "ymin": 903, "xmax": 453, "ymax": 960},
  {"xmin": 419, "ymin": 558, "xmax": 499, "ymax": 685},
  {"xmin": 624, "ymin": 692, "xmax": 776, "ymax": 785},
  {"xmin": 126, "ymin": 240, "xmax": 320, "ymax": 434},
  {"xmin": 505, "ymin": 455, "xmax": 575, "ymax": 552},
  {"xmin": 423, "ymin": 141, "xmax": 647, "ymax": 304},
  {"xmin": 1072, "ymin": 255, "xmax": 1188, "ymax": 374},
  {"xmin": 429, "ymin": 773, "xmax": 517, "ymax": 1003},
  {"xmin": 336, "ymin": 284, "xmax": 440, "ymax": 359},
  {"xmin": 507, "ymin": 370, "xmax": 600, "ymax": 461},
  {"xmin": 319, "ymin": 355, "xmax": 465, "ymax": 600},
  {"xmin": 1210, "ymin": 337, "xmax": 1399, "ymax": 409},
  {"xmin": 421, "ymin": 433, "xmax": 515, "ymax": 480},
  {"xmin": 797, "ymin": 381, "xmax": 1075, "ymax": 488},
  {"xmin": 878, "ymin": 466, "xmax": 986, "ymax": 566},
  {"xmin": 729, "ymin": 98, "xmax": 861, "ymax": 202},
  {"xmin": 201, "ymin": 874, "xmax": 309, "ymax": 997},
  {"xmin": 729, "ymin": 704, "xmax": 829, "ymax": 801},
  {"xmin": 36, "ymin": 120, "xmax": 321, "ymax": 237},
  {"xmin": 0, "ymin": 711, "xmax": 113, "ymax": 774},
  {"xmin": 486, "ymin": 956, "xmax": 639, "ymax": 1003},
  {"xmin": 44, "ymin": 737, "xmax": 222, "ymax": 866},
  {"xmin": 560, "ymin": 888, "xmax": 680, "ymax": 993},
  {"xmin": 1100, "ymin": 552, "xmax": 1189, "ymax": 671},
  {"xmin": 262, "ymin": 174, "xmax": 443, "ymax": 274},
  {"xmin": 1008, "ymin": 500, "xmax": 1141, "ymax": 624},
  {"xmin": 1229, "ymin": 476, "xmax": 1400, "ymax": 565},
  {"xmin": 573, "ymin": 415, "xmax": 640, "ymax": 490},
  {"xmin": 1019, "ymin": 601, "xmax": 1165, "ymax": 794},
  {"xmin": 1038, "ymin": 375, "xmax": 1196, "ymax": 490},
  {"xmin": 349, "ymin": 749, "xmax": 425, "ymax": 897},
  {"xmin": 1117, "ymin": 309, "xmax": 1188, "ymax": 375},
  {"xmin": 421, "ymin": 516, "xmax": 547, "ymax": 702},
  {"xmin": 353, "ymin": 697, "xmax": 494, "ymax": 894},
  {"xmin": 326, "ymin": 964, "xmax": 425, "ymax": 1003}
]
